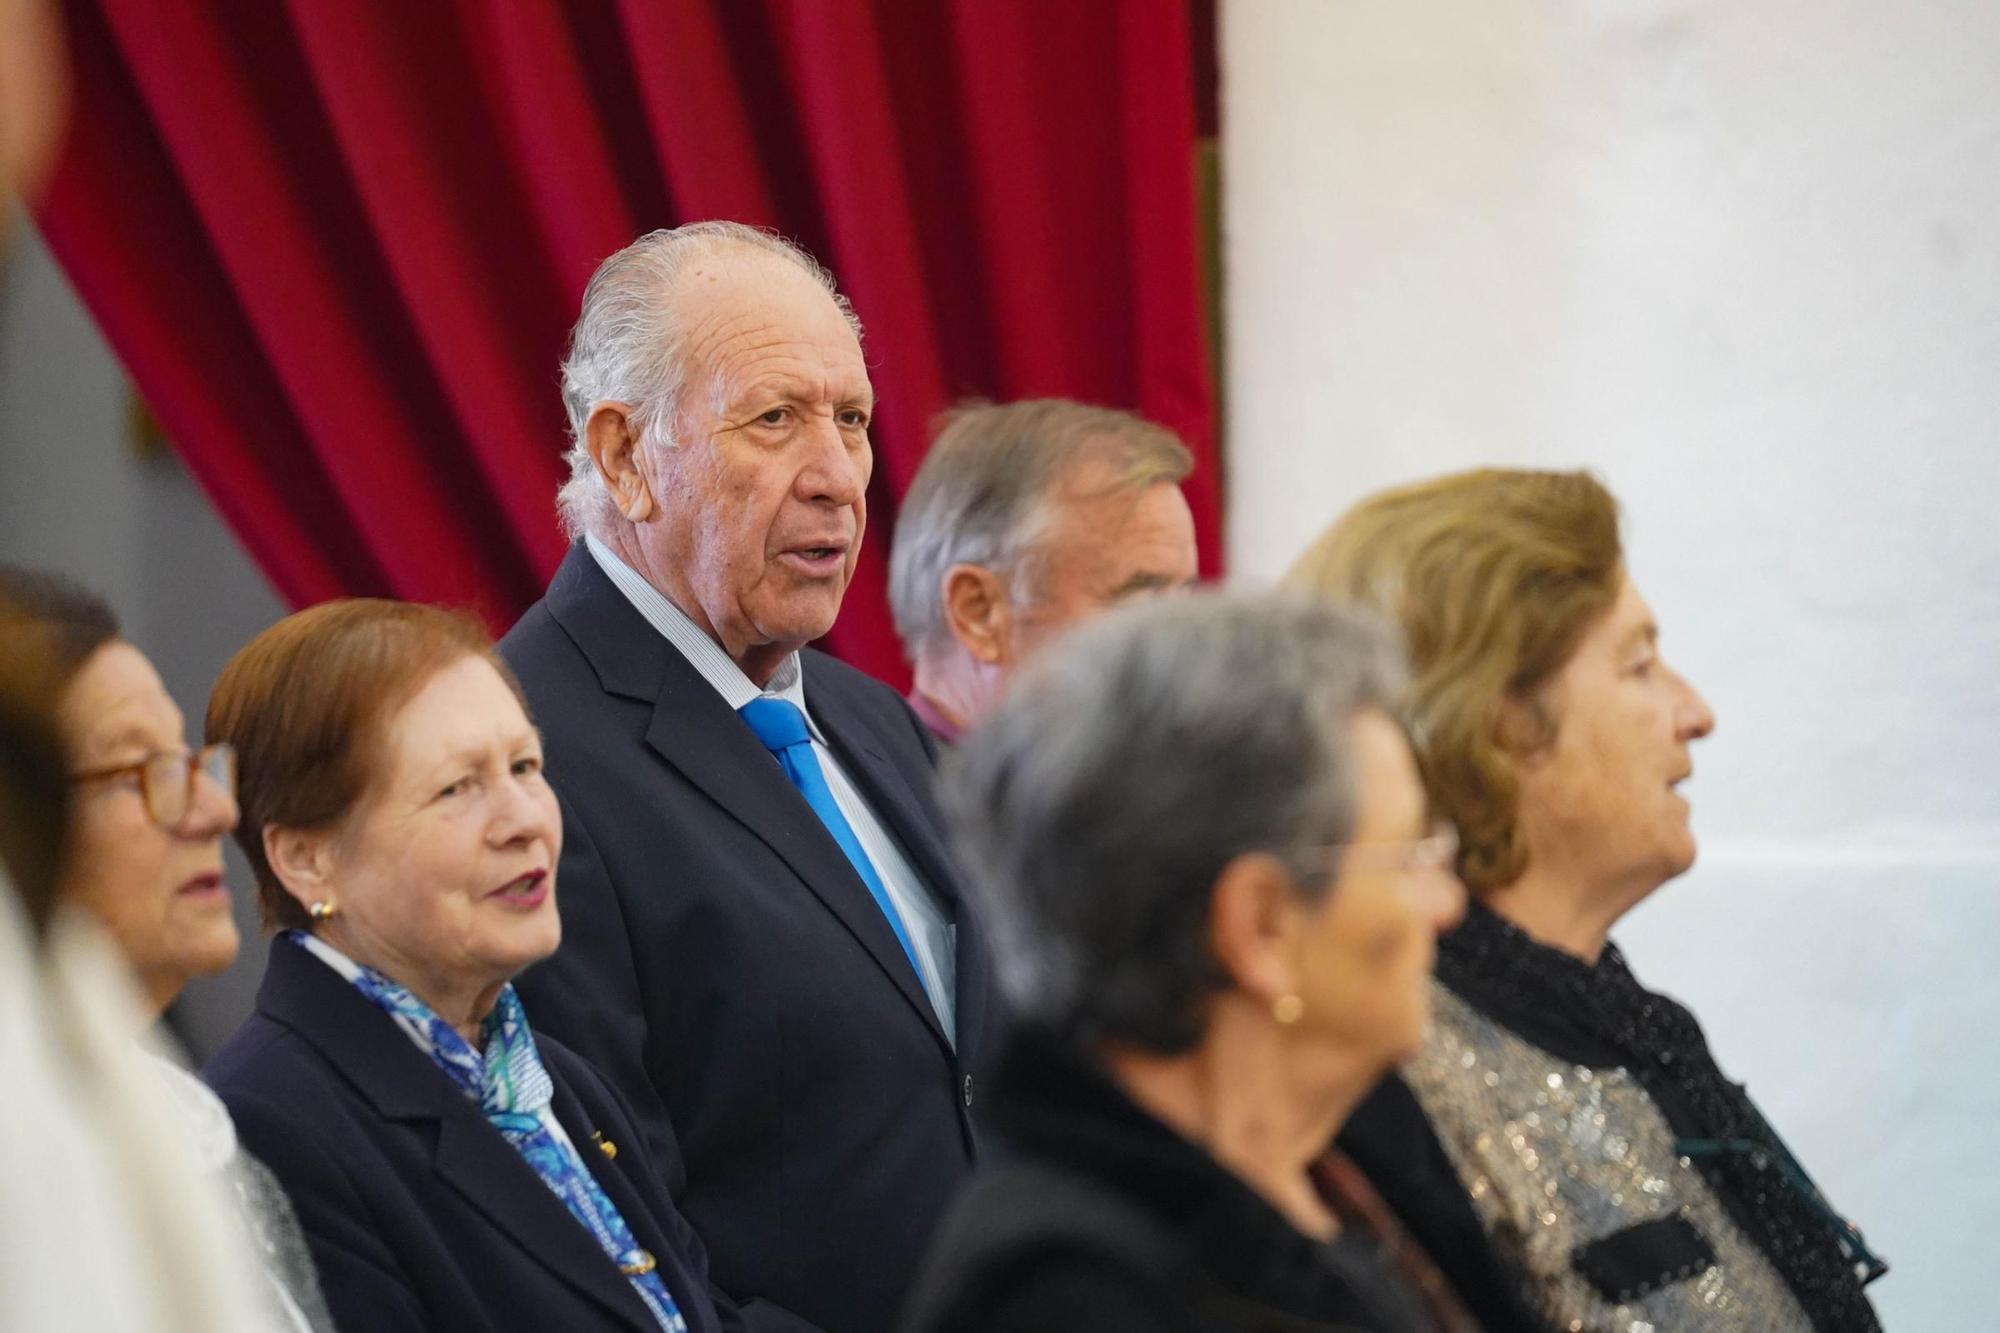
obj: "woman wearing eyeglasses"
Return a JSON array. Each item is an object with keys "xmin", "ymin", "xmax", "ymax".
[
  {"xmin": 0, "ymin": 566, "xmax": 334, "ymax": 1332},
  {"xmin": 1289, "ymin": 470, "xmax": 1885, "ymax": 1333},
  {"xmin": 903, "ymin": 595, "xmax": 1467, "ymax": 1333}
]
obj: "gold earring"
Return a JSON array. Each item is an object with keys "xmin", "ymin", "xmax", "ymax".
[
  {"xmin": 307, "ymin": 899, "xmax": 338, "ymax": 922},
  {"xmin": 1272, "ymin": 993, "xmax": 1305, "ymax": 1026}
]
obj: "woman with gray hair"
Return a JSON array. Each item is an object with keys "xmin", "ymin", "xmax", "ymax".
[{"xmin": 901, "ymin": 593, "xmax": 1466, "ymax": 1333}]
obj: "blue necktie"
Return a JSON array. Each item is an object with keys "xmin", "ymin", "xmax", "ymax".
[{"xmin": 738, "ymin": 697, "xmax": 926, "ymax": 990}]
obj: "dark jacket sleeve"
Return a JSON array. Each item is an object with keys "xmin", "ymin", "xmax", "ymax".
[
  {"xmin": 518, "ymin": 788, "xmax": 686, "ymax": 1192},
  {"xmin": 225, "ymin": 1087, "xmax": 433, "ymax": 1333}
]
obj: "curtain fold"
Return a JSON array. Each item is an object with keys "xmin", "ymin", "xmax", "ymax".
[{"xmin": 40, "ymin": 0, "xmax": 1219, "ymax": 686}]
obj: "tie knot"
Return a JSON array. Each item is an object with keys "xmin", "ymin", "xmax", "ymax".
[{"xmin": 739, "ymin": 696, "xmax": 813, "ymax": 754}]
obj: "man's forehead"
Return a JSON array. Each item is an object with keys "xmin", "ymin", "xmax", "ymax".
[
  {"xmin": 1045, "ymin": 469, "xmax": 1192, "ymax": 539},
  {"xmin": 1039, "ymin": 482, "xmax": 1199, "ymax": 599},
  {"xmin": 678, "ymin": 285, "xmax": 864, "ymax": 381},
  {"xmin": 670, "ymin": 247, "xmax": 848, "ymax": 331}
]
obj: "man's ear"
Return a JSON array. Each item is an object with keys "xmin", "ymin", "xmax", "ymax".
[
  {"xmin": 585, "ymin": 402, "xmax": 655, "ymax": 523},
  {"xmin": 264, "ymin": 824, "xmax": 334, "ymax": 917},
  {"xmin": 1206, "ymin": 852, "xmax": 1303, "ymax": 1008},
  {"xmin": 941, "ymin": 564, "xmax": 1014, "ymax": 667}
]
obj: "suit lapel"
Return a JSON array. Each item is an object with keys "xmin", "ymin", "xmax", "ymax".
[
  {"xmin": 256, "ymin": 940, "xmax": 657, "ymax": 1333},
  {"xmin": 811, "ymin": 690, "xmax": 961, "ymax": 911},
  {"xmin": 430, "ymin": 1104, "xmax": 659, "ymax": 1333},
  {"xmin": 811, "ymin": 676, "xmax": 992, "ymax": 1062},
  {"xmin": 639, "ymin": 670, "xmax": 947, "ymax": 1048},
  {"xmin": 546, "ymin": 1073, "xmax": 713, "ymax": 1333},
  {"xmin": 544, "ymin": 546, "xmax": 948, "ymax": 1049}
]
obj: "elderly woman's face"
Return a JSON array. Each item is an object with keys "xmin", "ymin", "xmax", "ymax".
[
  {"xmin": 60, "ymin": 641, "xmax": 240, "ymax": 1010},
  {"xmin": 1509, "ymin": 574, "xmax": 1716, "ymax": 901},
  {"xmin": 1294, "ymin": 709, "xmax": 1465, "ymax": 1068},
  {"xmin": 313, "ymin": 655, "xmax": 560, "ymax": 1015}
]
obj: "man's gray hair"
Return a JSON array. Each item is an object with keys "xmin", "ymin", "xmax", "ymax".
[
  {"xmin": 941, "ymin": 591, "xmax": 1407, "ymax": 1054},
  {"xmin": 555, "ymin": 222, "xmax": 862, "ymax": 540},
  {"xmin": 887, "ymin": 399, "xmax": 1193, "ymax": 663}
]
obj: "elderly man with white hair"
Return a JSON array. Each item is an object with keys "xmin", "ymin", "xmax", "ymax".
[
  {"xmin": 501, "ymin": 223, "xmax": 995, "ymax": 1333},
  {"xmin": 887, "ymin": 399, "xmax": 1199, "ymax": 743}
]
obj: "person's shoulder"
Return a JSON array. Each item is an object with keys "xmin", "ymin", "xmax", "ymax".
[
  {"xmin": 203, "ymin": 1010, "xmax": 310, "ymax": 1094},
  {"xmin": 907, "ymin": 1164, "xmax": 1181, "ymax": 1333},
  {"xmin": 1340, "ymin": 1071, "xmax": 1433, "ymax": 1151},
  {"xmin": 204, "ymin": 1005, "xmax": 380, "ymax": 1128},
  {"xmin": 498, "ymin": 592, "xmax": 556, "ymax": 650},
  {"xmin": 499, "ymin": 593, "xmax": 583, "ymax": 682},
  {"xmin": 918, "ymin": 1159, "xmax": 1185, "ymax": 1299},
  {"xmin": 501, "ymin": 596, "xmax": 642, "ymax": 746},
  {"xmin": 1337, "ymin": 1071, "xmax": 1474, "ymax": 1220},
  {"xmin": 206, "ymin": 1020, "xmax": 364, "ymax": 1163}
]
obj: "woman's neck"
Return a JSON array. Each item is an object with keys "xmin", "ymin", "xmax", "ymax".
[
  {"xmin": 136, "ymin": 966, "xmax": 184, "ymax": 1020},
  {"xmin": 1480, "ymin": 867, "xmax": 1652, "ymax": 964},
  {"xmin": 1101, "ymin": 1012, "xmax": 1377, "ymax": 1241},
  {"xmin": 313, "ymin": 927, "xmax": 502, "ymax": 1046},
  {"xmin": 440, "ymin": 986, "xmax": 504, "ymax": 1048}
]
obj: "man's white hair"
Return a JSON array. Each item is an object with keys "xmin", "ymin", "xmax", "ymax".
[{"xmin": 554, "ymin": 222, "xmax": 861, "ymax": 541}]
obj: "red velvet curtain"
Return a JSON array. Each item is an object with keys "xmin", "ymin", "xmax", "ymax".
[{"xmin": 37, "ymin": 0, "xmax": 1219, "ymax": 687}]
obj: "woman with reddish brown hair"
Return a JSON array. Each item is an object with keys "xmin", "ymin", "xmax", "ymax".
[
  {"xmin": 1289, "ymin": 469, "xmax": 1883, "ymax": 1333},
  {"xmin": 205, "ymin": 598, "xmax": 733, "ymax": 1333}
]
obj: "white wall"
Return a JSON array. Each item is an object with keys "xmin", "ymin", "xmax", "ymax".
[
  {"xmin": 1223, "ymin": 3, "xmax": 2000, "ymax": 1327},
  {"xmin": 0, "ymin": 219, "xmax": 285, "ymax": 1059}
]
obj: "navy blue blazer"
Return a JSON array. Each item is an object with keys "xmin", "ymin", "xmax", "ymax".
[
  {"xmin": 205, "ymin": 934, "xmax": 737, "ymax": 1333},
  {"xmin": 499, "ymin": 544, "xmax": 996, "ymax": 1333}
]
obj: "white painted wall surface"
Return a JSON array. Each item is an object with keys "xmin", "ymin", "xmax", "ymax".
[{"xmin": 1222, "ymin": 3, "xmax": 1999, "ymax": 1327}]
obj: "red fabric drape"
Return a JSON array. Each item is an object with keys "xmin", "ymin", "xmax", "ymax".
[{"xmin": 38, "ymin": 0, "xmax": 1219, "ymax": 687}]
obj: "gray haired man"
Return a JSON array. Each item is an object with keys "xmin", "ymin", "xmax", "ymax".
[
  {"xmin": 502, "ymin": 223, "xmax": 995, "ymax": 1333},
  {"xmin": 887, "ymin": 399, "xmax": 1198, "ymax": 744}
]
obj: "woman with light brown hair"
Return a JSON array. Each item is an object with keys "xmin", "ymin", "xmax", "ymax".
[{"xmin": 1288, "ymin": 469, "xmax": 1884, "ymax": 1333}]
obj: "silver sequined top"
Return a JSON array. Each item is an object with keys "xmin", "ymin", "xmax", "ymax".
[{"xmin": 1401, "ymin": 984, "xmax": 1813, "ymax": 1333}]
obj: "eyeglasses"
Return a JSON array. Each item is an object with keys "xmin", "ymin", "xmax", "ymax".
[
  {"xmin": 1304, "ymin": 826, "xmax": 1460, "ymax": 878},
  {"xmin": 71, "ymin": 743, "xmax": 237, "ymax": 830}
]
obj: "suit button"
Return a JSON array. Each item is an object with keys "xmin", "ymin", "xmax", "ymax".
[{"xmin": 961, "ymin": 1073, "xmax": 974, "ymax": 1109}]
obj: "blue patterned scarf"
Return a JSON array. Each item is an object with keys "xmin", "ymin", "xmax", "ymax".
[{"xmin": 291, "ymin": 932, "xmax": 688, "ymax": 1332}]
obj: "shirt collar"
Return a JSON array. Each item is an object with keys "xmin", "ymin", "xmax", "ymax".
[
  {"xmin": 584, "ymin": 534, "xmax": 823, "ymax": 741},
  {"xmin": 295, "ymin": 928, "xmax": 363, "ymax": 983},
  {"xmin": 292, "ymin": 931, "xmax": 447, "ymax": 1064}
]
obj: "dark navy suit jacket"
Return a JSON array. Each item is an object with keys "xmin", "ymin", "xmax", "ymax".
[
  {"xmin": 206, "ymin": 934, "xmax": 737, "ymax": 1333},
  {"xmin": 499, "ymin": 544, "xmax": 996, "ymax": 1333}
]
